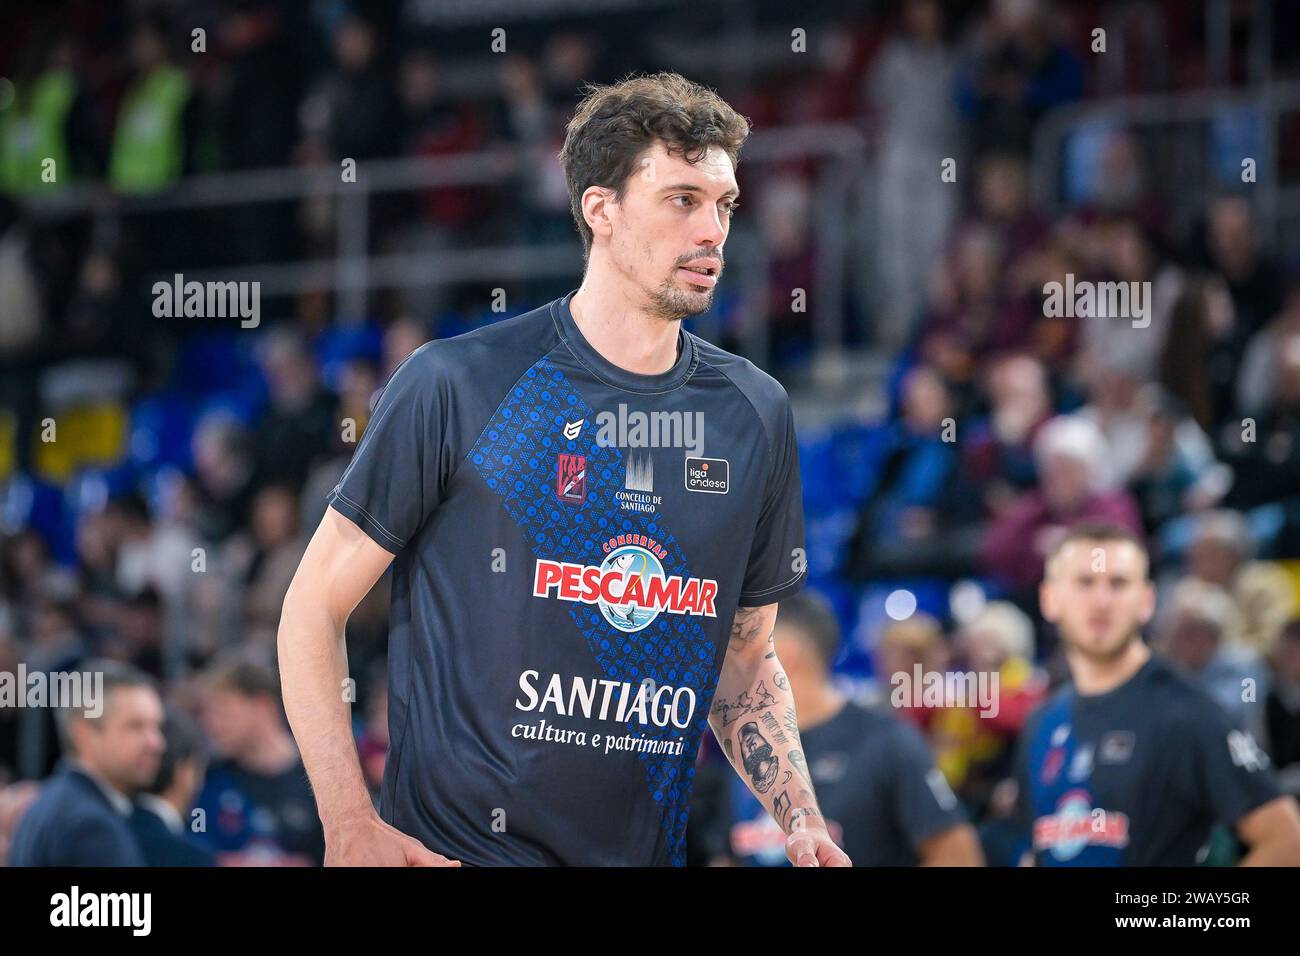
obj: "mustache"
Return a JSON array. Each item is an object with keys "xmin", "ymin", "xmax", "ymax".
[{"xmin": 676, "ymin": 253, "xmax": 724, "ymax": 269}]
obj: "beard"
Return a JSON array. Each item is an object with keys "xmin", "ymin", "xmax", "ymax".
[
  {"xmin": 643, "ymin": 263, "xmax": 720, "ymax": 321},
  {"xmin": 1064, "ymin": 625, "xmax": 1142, "ymax": 664}
]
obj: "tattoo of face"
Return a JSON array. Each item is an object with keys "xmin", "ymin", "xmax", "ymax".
[
  {"xmin": 739, "ymin": 721, "xmax": 779, "ymax": 793},
  {"xmin": 711, "ymin": 680, "xmax": 777, "ymax": 726}
]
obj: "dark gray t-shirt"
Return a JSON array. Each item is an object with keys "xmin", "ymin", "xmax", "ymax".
[
  {"xmin": 327, "ymin": 291, "xmax": 807, "ymax": 865},
  {"xmin": 727, "ymin": 702, "xmax": 966, "ymax": 866}
]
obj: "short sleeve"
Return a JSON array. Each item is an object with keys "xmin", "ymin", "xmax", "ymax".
[
  {"xmin": 890, "ymin": 722, "xmax": 966, "ymax": 848},
  {"xmin": 738, "ymin": 398, "xmax": 807, "ymax": 607},
  {"xmin": 1187, "ymin": 707, "xmax": 1281, "ymax": 829},
  {"xmin": 326, "ymin": 345, "xmax": 448, "ymax": 554}
]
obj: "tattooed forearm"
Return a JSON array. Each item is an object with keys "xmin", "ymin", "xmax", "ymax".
[
  {"xmin": 788, "ymin": 748, "xmax": 811, "ymax": 784},
  {"xmin": 773, "ymin": 790, "xmax": 792, "ymax": 829},
  {"xmin": 711, "ymin": 602, "xmax": 826, "ymax": 837},
  {"xmin": 783, "ymin": 707, "xmax": 801, "ymax": 742},
  {"xmin": 729, "ymin": 605, "xmax": 774, "ymax": 652},
  {"xmin": 760, "ymin": 710, "xmax": 788, "ymax": 746},
  {"xmin": 739, "ymin": 721, "xmax": 779, "ymax": 793},
  {"xmin": 710, "ymin": 679, "xmax": 777, "ymax": 726}
]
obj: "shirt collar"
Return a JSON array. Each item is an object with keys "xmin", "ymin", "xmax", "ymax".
[
  {"xmin": 136, "ymin": 793, "xmax": 184, "ymax": 834},
  {"xmin": 66, "ymin": 759, "xmax": 134, "ymax": 817}
]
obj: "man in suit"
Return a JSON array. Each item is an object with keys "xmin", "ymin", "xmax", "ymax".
[
  {"xmin": 9, "ymin": 660, "xmax": 163, "ymax": 866},
  {"xmin": 130, "ymin": 710, "xmax": 215, "ymax": 866}
]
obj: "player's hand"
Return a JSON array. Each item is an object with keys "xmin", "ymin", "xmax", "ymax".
[
  {"xmin": 785, "ymin": 815, "xmax": 851, "ymax": 868},
  {"xmin": 325, "ymin": 812, "xmax": 461, "ymax": 867}
]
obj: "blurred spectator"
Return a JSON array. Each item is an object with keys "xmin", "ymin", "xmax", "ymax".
[
  {"xmin": 868, "ymin": 0, "xmax": 960, "ymax": 347},
  {"xmin": 0, "ymin": 29, "xmax": 102, "ymax": 193},
  {"xmin": 1183, "ymin": 509, "xmax": 1252, "ymax": 590},
  {"xmin": 723, "ymin": 593, "xmax": 983, "ymax": 866},
  {"xmin": 0, "ymin": 780, "xmax": 39, "ymax": 866},
  {"xmin": 8, "ymin": 660, "xmax": 163, "ymax": 866},
  {"xmin": 192, "ymin": 410, "xmax": 256, "ymax": 543},
  {"xmin": 845, "ymin": 364, "xmax": 982, "ymax": 580},
  {"xmin": 193, "ymin": 655, "xmax": 324, "ymax": 865},
  {"xmin": 318, "ymin": 13, "xmax": 400, "ymax": 163},
  {"xmin": 222, "ymin": 485, "xmax": 304, "ymax": 647},
  {"xmin": 980, "ymin": 414, "xmax": 1142, "ymax": 600},
  {"xmin": 930, "ymin": 601, "xmax": 1047, "ymax": 814},
  {"xmin": 108, "ymin": 13, "xmax": 200, "ymax": 194},
  {"xmin": 1125, "ymin": 389, "xmax": 1231, "ymax": 535},
  {"xmin": 1266, "ymin": 620, "xmax": 1300, "ymax": 797},
  {"xmin": 252, "ymin": 332, "xmax": 339, "ymax": 491},
  {"xmin": 871, "ymin": 613, "xmax": 950, "ymax": 731},
  {"xmin": 1193, "ymin": 195, "xmax": 1284, "ymax": 343},
  {"xmin": 954, "ymin": 0, "xmax": 1084, "ymax": 157},
  {"xmin": 1156, "ymin": 579, "xmax": 1269, "ymax": 740},
  {"xmin": 0, "ymin": 198, "xmax": 43, "ymax": 472},
  {"xmin": 129, "ymin": 709, "xmax": 214, "ymax": 866},
  {"xmin": 964, "ymin": 352, "xmax": 1053, "ymax": 514}
]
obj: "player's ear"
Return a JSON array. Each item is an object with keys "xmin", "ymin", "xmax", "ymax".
[
  {"xmin": 582, "ymin": 186, "xmax": 616, "ymax": 243},
  {"xmin": 1138, "ymin": 580, "xmax": 1156, "ymax": 625},
  {"xmin": 1039, "ymin": 576, "xmax": 1058, "ymax": 623}
]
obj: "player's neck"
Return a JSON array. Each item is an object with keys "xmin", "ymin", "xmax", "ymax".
[
  {"xmin": 570, "ymin": 276, "xmax": 682, "ymax": 376},
  {"xmin": 1069, "ymin": 638, "xmax": 1151, "ymax": 697},
  {"xmin": 238, "ymin": 727, "xmax": 299, "ymax": 775}
]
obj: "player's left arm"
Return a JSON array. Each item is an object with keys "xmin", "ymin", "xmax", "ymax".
[
  {"xmin": 1191, "ymin": 715, "xmax": 1300, "ymax": 865},
  {"xmin": 1235, "ymin": 797, "xmax": 1300, "ymax": 866},
  {"xmin": 708, "ymin": 602, "xmax": 851, "ymax": 867}
]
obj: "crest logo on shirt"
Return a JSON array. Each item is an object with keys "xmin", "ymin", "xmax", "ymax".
[
  {"xmin": 1033, "ymin": 790, "xmax": 1130, "ymax": 862},
  {"xmin": 532, "ymin": 543, "xmax": 718, "ymax": 632},
  {"xmin": 563, "ymin": 418, "xmax": 584, "ymax": 441},
  {"xmin": 625, "ymin": 452, "xmax": 654, "ymax": 492},
  {"xmin": 556, "ymin": 454, "xmax": 586, "ymax": 503},
  {"xmin": 1068, "ymin": 744, "xmax": 1094, "ymax": 782},
  {"xmin": 1099, "ymin": 731, "xmax": 1135, "ymax": 764}
]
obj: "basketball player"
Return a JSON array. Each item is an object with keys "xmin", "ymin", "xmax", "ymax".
[
  {"xmin": 278, "ymin": 73, "xmax": 849, "ymax": 866},
  {"xmin": 1017, "ymin": 522, "xmax": 1300, "ymax": 865}
]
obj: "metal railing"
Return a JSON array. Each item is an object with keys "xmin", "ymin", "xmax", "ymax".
[
  {"xmin": 21, "ymin": 123, "xmax": 870, "ymax": 372},
  {"xmin": 1031, "ymin": 80, "xmax": 1300, "ymax": 253}
]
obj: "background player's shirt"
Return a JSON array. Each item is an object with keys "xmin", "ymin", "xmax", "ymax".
[
  {"xmin": 727, "ymin": 701, "xmax": 965, "ymax": 866},
  {"xmin": 1018, "ymin": 655, "xmax": 1280, "ymax": 866},
  {"xmin": 192, "ymin": 757, "xmax": 326, "ymax": 865},
  {"xmin": 327, "ymin": 291, "xmax": 807, "ymax": 866}
]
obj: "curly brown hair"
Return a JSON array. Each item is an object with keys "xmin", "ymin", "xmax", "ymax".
[{"xmin": 558, "ymin": 72, "xmax": 750, "ymax": 258}]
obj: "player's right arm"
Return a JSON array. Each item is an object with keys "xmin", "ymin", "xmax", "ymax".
[{"xmin": 278, "ymin": 505, "xmax": 459, "ymax": 867}]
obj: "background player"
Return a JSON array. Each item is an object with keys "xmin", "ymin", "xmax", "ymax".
[
  {"xmin": 1016, "ymin": 522, "xmax": 1300, "ymax": 865},
  {"xmin": 718, "ymin": 592, "xmax": 984, "ymax": 866}
]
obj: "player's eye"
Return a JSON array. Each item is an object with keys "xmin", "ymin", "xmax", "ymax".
[
  {"xmin": 722, "ymin": 201, "xmax": 739, "ymax": 217},
  {"xmin": 671, "ymin": 195, "xmax": 695, "ymax": 208}
]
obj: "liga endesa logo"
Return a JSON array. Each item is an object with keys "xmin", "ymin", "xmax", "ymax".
[{"xmin": 533, "ymin": 540, "xmax": 717, "ymax": 632}]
